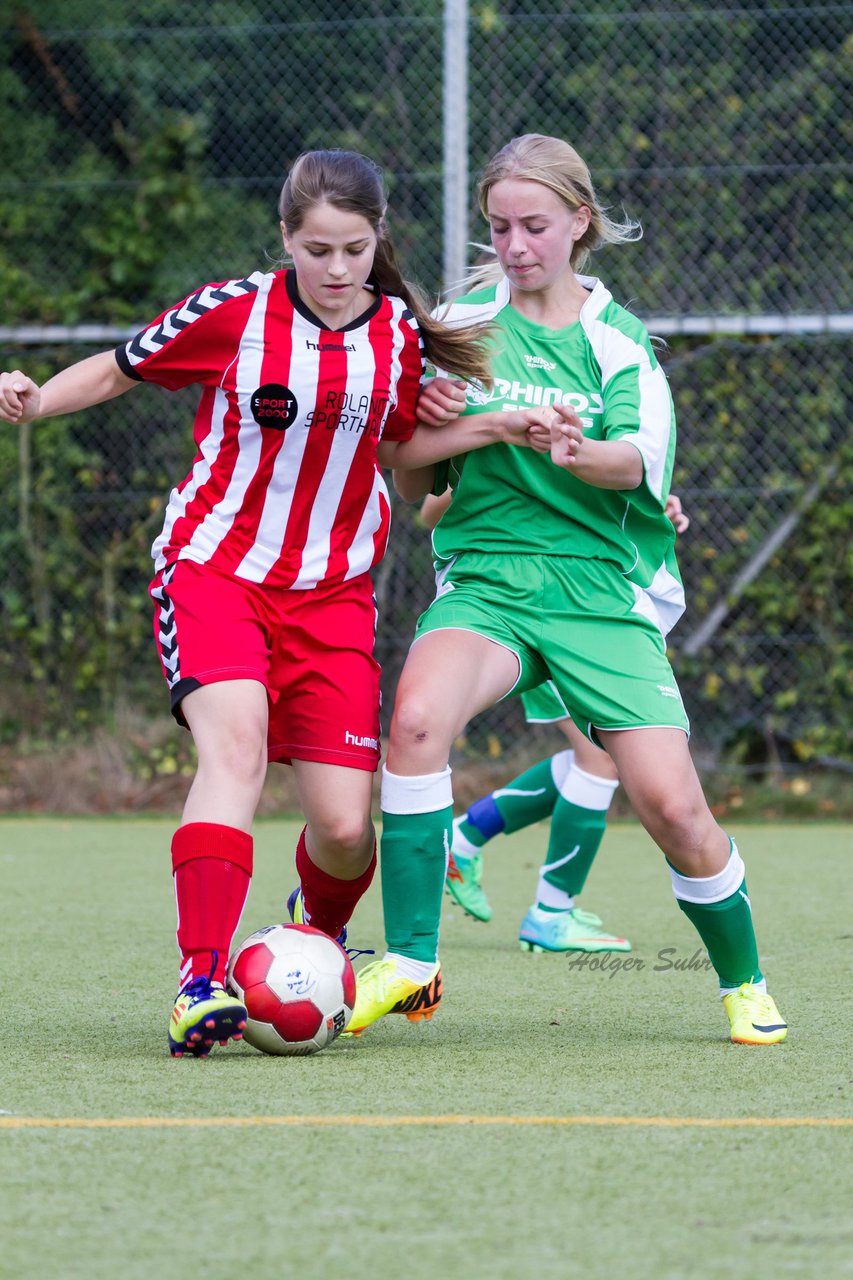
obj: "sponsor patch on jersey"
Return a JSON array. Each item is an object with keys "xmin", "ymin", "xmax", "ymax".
[
  {"xmin": 465, "ymin": 378, "xmax": 500, "ymax": 407},
  {"xmin": 250, "ymin": 383, "xmax": 298, "ymax": 430},
  {"xmin": 523, "ymin": 353, "xmax": 557, "ymax": 372}
]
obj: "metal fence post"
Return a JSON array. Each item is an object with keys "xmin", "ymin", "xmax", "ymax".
[{"xmin": 443, "ymin": 0, "xmax": 469, "ymax": 295}]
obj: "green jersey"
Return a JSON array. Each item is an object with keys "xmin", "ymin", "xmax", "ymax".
[{"xmin": 433, "ymin": 275, "xmax": 685, "ymax": 635}]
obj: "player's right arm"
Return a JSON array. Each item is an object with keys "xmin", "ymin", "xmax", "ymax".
[{"xmin": 0, "ymin": 352, "xmax": 137, "ymax": 423}]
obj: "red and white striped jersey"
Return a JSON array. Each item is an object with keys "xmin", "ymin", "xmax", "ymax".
[{"xmin": 115, "ymin": 268, "xmax": 423, "ymax": 588}]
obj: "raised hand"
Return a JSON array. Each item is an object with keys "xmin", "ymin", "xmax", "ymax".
[
  {"xmin": 0, "ymin": 371, "xmax": 41, "ymax": 423},
  {"xmin": 549, "ymin": 401, "xmax": 585, "ymax": 467}
]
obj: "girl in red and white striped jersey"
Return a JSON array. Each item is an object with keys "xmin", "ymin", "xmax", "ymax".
[{"xmin": 0, "ymin": 149, "xmax": 553, "ymax": 1057}]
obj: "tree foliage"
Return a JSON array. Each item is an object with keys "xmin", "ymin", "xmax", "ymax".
[{"xmin": 0, "ymin": 2, "xmax": 850, "ymax": 761}]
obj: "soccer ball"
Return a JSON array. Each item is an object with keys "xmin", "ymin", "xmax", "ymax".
[{"xmin": 226, "ymin": 923, "xmax": 356, "ymax": 1056}]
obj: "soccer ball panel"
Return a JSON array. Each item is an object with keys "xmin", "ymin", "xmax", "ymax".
[
  {"xmin": 226, "ymin": 923, "xmax": 355, "ymax": 1056},
  {"xmin": 230, "ymin": 942, "xmax": 275, "ymax": 994}
]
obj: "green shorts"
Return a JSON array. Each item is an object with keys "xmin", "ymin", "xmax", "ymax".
[
  {"xmin": 415, "ymin": 551, "xmax": 689, "ymax": 741},
  {"xmin": 520, "ymin": 680, "xmax": 571, "ymax": 724}
]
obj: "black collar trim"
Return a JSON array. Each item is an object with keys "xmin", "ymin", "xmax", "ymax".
[{"xmin": 285, "ymin": 268, "xmax": 382, "ymax": 332}]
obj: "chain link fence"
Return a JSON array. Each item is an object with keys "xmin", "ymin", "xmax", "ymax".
[{"xmin": 1, "ymin": 2, "xmax": 851, "ymax": 798}]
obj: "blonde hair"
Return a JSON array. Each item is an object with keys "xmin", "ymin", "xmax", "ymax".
[
  {"xmin": 279, "ymin": 150, "xmax": 493, "ymax": 386},
  {"xmin": 472, "ymin": 133, "xmax": 640, "ymax": 282}
]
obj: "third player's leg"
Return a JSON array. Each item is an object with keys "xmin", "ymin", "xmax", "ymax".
[{"xmin": 562, "ymin": 718, "xmax": 618, "ymax": 782}]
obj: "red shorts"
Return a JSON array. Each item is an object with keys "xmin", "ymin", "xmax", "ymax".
[{"xmin": 148, "ymin": 559, "xmax": 381, "ymax": 771}]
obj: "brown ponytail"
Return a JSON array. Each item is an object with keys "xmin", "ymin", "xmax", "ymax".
[
  {"xmin": 369, "ymin": 233, "xmax": 493, "ymax": 386},
  {"xmin": 279, "ymin": 149, "xmax": 493, "ymax": 388}
]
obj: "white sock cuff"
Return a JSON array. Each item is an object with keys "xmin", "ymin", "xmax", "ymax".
[
  {"xmin": 535, "ymin": 880, "xmax": 575, "ymax": 911},
  {"xmin": 560, "ymin": 764, "xmax": 619, "ymax": 809},
  {"xmin": 549, "ymin": 749, "xmax": 575, "ymax": 790},
  {"xmin": 450, "ymin": 818, "xmax": 481, "ymax": 858},
  {"xmin": 720, "ymin": 976, "xmax": 766, "ymax": 998},
  {"xmin": 381, "ymin": 765, "xmax": 453, "ymax": 815},
  {"xmin": 388, "ymin": 951, "xmax": 438, "ymax": 982},
  {"xmin": 669, "ymin": 841, "xmax": 745, "ymax": 905}
]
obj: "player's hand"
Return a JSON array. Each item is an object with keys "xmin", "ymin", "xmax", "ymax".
[
  {"xmin": 416, "ymin": 377, "xmax": 468, "ymax": 427},
  {"xmin": 665, "ymin": 492, "xmax": 690, "ymax": 534},
  {"xmin": 549, "ymin": 402, "xmax": 586, "ymax": 468},
  {"xmin": 525, "ymin": 413, "xmax": 553, "ymax": 453},
  {"xmin": 0, "ymin": 371, "xmax": 41, "ymax": 423},
  {"xmin": 501, "ymin": 406, "xmax": 554, "ymax": 451}
]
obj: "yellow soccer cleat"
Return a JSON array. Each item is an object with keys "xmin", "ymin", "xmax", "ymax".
[
  {"xmin": 344, "ymin": 957, "xmax": 442, "ymax": 1037},
  {"xmin": 723, "ymin": 983, "xmax": 788, "ymax": 1045}
]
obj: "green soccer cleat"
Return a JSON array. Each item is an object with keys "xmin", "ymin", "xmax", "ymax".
[
  {"xmin": 168, "ymin": 966, "xmax": 247, "ymax": 1059},
  {"xmin": 723, "ymin": 983, "xmax": 788, "ymax": 1045},
  {"xmin": 445, "ymin": 823, "xmax": 492, "ymax": 923},
  {"xmin": 518, "ymin": 905, "xmax": 632, "ymax": 953},
  {"xmin": 343, "ymin": 957, "xmax": 443, "ymax": 1037}
]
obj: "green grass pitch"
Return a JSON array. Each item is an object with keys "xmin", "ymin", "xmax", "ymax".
[{"xmin": 1, "ymin": 817, "xmax": 850, "ymax": 1279}]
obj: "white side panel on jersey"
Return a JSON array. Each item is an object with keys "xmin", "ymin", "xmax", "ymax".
[
  {"xmin": 184, "ymin": 279, "xmax": 272, "ymax": 567},
  {"xmin": 289, "ymin": 316, "xmax": 378, "ymax": 588},
  {"xmin": 151, "ymin": 385, "xmax": 230, "ymax": 569},
  {"xmin": 341, "ymin": 306, "xmax": 411, "ymax": 581},
  {"xmin": 344, "ymin": 471, "xmax": 388, "ymax": 582},
  {"xmin": 584, "ymin": 313, "xmax": 673, "ymax": 503},
  {"xmin": 235, "ymin": 304, "xmax": 320, "ymax": 583}
]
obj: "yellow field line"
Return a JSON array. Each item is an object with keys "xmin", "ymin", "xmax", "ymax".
[{"xmin": 1, "ymin": 1115, "xmax": 850, "ymax": 1131}]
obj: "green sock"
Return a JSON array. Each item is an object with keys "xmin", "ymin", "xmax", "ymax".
[
  {"xmin": 535, "ymin": 765, "xmax": 618, "ymax": 911},
  {"xmin": 381, "ymin": 807, "xmax": 450, "ymax": 962},
  {"xmin": 669, "ymin": 841, "xmax": 763, "ymax": 988},
  {"xmin": 537, "ymin": 798, "xmax": 608, "ymax": 908},
  {"xmin": 459, "ymin": 755, "xmax": 559, "ymax": 848},
  {"xmin": 676, "ymin": 883, "xmax": 763, "ymax": 988}
]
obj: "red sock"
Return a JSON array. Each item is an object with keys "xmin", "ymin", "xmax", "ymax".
[
  {"xmin": 294, "ymin": 827, "xmax": 376, "ymax": 940},
  {"xmin": 171, "ymin": 823, "xmax": 253, "ymax": 989}
]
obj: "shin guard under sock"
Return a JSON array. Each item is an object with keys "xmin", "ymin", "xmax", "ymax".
[
  {"xmin": 294, "ymin": 827, "xmax": 376, "ymax": 940},
  {"xmin": 171, "ymin": 822, "xmax": 253, "ymax": 989}
]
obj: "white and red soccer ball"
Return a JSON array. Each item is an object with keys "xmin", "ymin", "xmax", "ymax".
[{"xmin": 226, "ymin": 923, "xmax": 355, "ymax": 1056}]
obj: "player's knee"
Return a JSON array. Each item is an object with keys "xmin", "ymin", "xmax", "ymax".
[
  {"xmin": 648, "ymin": 791, "xmax": 711, "ymax": 848},
  {"xmin": 199, "ymin": 723, "xmax": 267, "ymax": 788},
  {"xmin": 310, "ymin": 814, "xmax": 374, "ymax": 864},
  {"xmin": 389, "ymin": 693, "xmax": 449, "ymax": 751}
]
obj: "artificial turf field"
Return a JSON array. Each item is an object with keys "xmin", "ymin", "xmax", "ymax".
[{"xmin": 1, "ymin": 818, "xmax": 850, "ymax": 1280}]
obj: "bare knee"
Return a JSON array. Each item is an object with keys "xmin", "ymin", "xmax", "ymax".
[
  {"xmin": 638, "ymin": 788, "xmax": 714, "ymax": 852},
  {"xmin": 388, "ymin": 692, "xmax": 454, "ymax": 763},
  {"xmin": 315, "ymin": 810, "xmax": 372, "ymax": 853},
  {"xmin": 196, "ymin": 722, "xmax": 268, "ymax": 792}
]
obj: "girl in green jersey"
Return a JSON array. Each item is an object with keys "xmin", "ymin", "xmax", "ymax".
[{"xmin": 346, "ymin": 134, "xmax": 787, "ymax": 1047}]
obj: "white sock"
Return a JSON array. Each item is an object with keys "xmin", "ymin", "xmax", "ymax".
[
  {"xmin": 388, "ymin": 951, "xmax": 438, "ymax": 983},
  {"xmin": 533, "ymin": 884, "xmax": 575, "ymax": 911},
  {"xmin": 720, "ymin": 977, "xmax": 767, "ymax": 998},
  {"xmin": 451, "ymin": 818, "xmax": 481, "ymax": 859}
]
